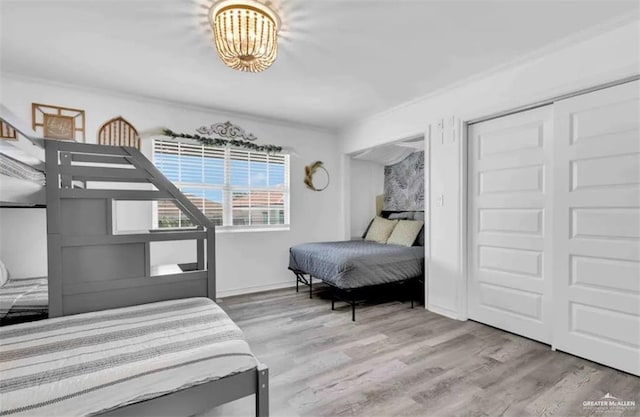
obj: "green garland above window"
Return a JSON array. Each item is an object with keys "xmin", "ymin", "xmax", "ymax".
[{"xmin": 162, "ymin": 128, "xmax": 283, "ymax": 154}]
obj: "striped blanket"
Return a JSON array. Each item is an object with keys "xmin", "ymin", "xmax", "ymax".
[
  {"xmin": 0, "ymin": 277, "xmax": 48, "ymax": 326},
  {"xmin": 0, "ymin": 297, "xmax": 259, "ymax": 416}
]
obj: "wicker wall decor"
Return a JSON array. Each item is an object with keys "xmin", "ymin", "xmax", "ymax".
[
  {"xmin": 304, "ymin": 161, "xmax": 330, "ymax": 192},
  {"xmin": 98, "ymin": 116, "xmax": 140, "ymax": 149},
  {"xmin": 0, "ymin": 121, "xmax": 17, "ymax": 140},
  {"xmin": 32, "ymin": 103, "xmax": 85, "ymax": 141}
]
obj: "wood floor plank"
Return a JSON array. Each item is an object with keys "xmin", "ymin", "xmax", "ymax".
[
  {"xmin": 524, "ymin": 364, "xmax": 602, "ymax": 417},
  {"xmin": 203, "ymin": 288, "xmax": 639, "ymax": 417}
]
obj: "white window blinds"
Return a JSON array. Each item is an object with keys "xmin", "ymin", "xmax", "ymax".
[{"xmin": 154, "ymin": 139, "xmax": 289, "ymax": 229}]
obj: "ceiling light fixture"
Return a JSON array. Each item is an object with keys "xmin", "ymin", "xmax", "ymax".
[{"xmin": 209, "ymin": 0, "xmax": 280, "ymax": 73}]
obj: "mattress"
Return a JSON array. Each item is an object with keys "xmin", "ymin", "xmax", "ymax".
[
  {"xmin": 0, "ymin": 277, "xmax": 48, "ymax": 325},
  {"xmin": 0, "ymin": 152, "xmax": 46, "ymax": 207},
  {"xmin": 0, "ymin": 174, "xmax": 46, "ymax": 207},
  {"xmin": 0, "ymin": 153, "xmax": 45, "ymax": 186},
  {"xmin": 289, "ymin": 240, "xmax": 424, "ymax": 289},
  {"xmin": 0, "ymin": 297, "xmax": 259, "ymax": 416}
]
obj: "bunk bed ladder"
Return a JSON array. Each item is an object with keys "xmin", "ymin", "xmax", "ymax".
[{"xmin": 45, "ymin": 140, "xmax": 216, "ymax": 317}]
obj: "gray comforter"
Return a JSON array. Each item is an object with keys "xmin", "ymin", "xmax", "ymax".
[{"xmin": 289, "ymin": 240, "xmax": 424, "ymax": 289}]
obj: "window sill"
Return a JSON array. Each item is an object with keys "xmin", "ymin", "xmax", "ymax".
[{"xmin": 215, "ymin": 225, "xmax": 290, "ymax": 234}]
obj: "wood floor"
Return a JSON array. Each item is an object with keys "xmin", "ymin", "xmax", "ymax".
[{"xmin": 205, "ymin": 285, "xmax": 639, "ymax": 417}]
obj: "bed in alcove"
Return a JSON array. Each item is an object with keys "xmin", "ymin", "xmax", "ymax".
[{"xmin": 289, "ymin": 136, "xmax": 427, "ymax": 320}]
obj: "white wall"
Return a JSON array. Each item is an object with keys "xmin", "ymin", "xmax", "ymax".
[
  {"xmin": 340, "ymin": 20, "xmax": 640, "ymax": 319},
  {"xmin": 349, "ymin": 159, "xmax": 384, "ymax": 238},
  {"xmin": 0, "ymin": 75, "xmax": 343, "ymax": 296},
  {"xmin": 0, "ymin": 208, "xmax": 47, "ymax": 278}
]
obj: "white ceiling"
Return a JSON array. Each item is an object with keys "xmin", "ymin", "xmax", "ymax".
[{"xmin": 1, "ymin": 0, "xmax": 637, "ymax": 130}]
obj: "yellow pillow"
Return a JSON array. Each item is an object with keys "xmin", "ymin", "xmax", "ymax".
[
  {"xmin": 364, "ymin": 217, "xmax": 399, "ymax": 243},
  {"xmin": 386, "ymin": 220, "xmax": 424, "ymax": 247}
]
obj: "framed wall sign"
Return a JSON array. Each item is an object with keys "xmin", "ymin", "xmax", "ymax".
[
  {"xmin": 0, "ymin": 121, "xmax": 17, "ymax": 140},
  {"xmin": 32, "ymin": 103, "xmax": 85, "ymax": 141}
]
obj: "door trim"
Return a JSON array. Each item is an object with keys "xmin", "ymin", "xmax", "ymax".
[{"xmin": 466, "ymin": 74, "xmax": 640, "ymax": 126}]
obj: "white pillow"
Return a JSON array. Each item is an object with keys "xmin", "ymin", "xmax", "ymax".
[
  {"xmin": 364, "ymin": 217, "xmax": 399, "ymax": 243},
  {"xmin": 0, "ymin": 260, "xmax": 8, "ymax": 287},
  {"xmin": 386, "ymin": 220, "xmax": 424, "ymax": 247}
]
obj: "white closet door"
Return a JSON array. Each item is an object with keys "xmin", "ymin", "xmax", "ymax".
[
  {"xmin": 553, "ymin": 81, "xmax": 640, "ymax": 375},
  {"xmin": 468, "ymin": 106, "xmax": 553, "ymax": 344}
]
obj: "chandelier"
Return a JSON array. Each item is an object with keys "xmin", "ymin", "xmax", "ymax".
[{"xmin": 209, "ymin": 0, "xmax": 281, "ymax": 72}]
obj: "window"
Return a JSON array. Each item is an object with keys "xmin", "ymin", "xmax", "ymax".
[{"xmin": 153, "ymin": 139, "xmax": 289, "ymax": 230}]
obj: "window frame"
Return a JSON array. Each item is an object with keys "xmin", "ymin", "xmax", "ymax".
[{"xmin": 152, "ymin": 139, "xmax": 290, "ymax": 232}]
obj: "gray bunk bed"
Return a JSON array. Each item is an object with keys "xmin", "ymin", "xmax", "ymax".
[
  {"xmin": 0, "ymin": 118, "xmax": 48, "ymax": 324},
  {"xmin": 0, "ymin": 108, "xmax": 269, "ymax": 417}
]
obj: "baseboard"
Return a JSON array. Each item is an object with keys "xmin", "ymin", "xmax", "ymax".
[
  {"xmin": 427, "ymin": 303, "xmax": 464, "ymax": 321},
  {"xmin": 217, "ymin": 280, "xmax": 296, "ymax": 298}
]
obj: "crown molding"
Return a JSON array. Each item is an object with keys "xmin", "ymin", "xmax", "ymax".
[{"xmin": 0, "ymin": 72, "xmax": 337, "ymax": 136}]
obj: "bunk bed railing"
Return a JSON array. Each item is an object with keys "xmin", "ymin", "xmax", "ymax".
[{"xmin": 45, "ymin": 140, "xmax": 216, "ymax": 317}]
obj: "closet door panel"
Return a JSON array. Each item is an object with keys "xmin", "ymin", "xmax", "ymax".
[
  {"xmin": 467, "ymin": 106, "xmax": 554, "ymax": 344},
  {"xmin": 553, "ymin": 80, "xmax": 640, "ymax": 375}
]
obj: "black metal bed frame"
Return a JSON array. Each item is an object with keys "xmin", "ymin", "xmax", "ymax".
[
  {"xmin": 292, "ymin": 269, "xmax": 314, "ymax": 299},
  {"xmin": 290, "ymin": 268, "xmax": 422, "ymax": 321}
]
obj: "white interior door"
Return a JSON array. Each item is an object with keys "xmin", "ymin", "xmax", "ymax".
[
  {"xmin": 552, "ymin": 81, "xmax": 640, "ymax": 375},
  {"xmin": 467, "ymin": 106, "xmax": 553, "ymax": 344}
]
